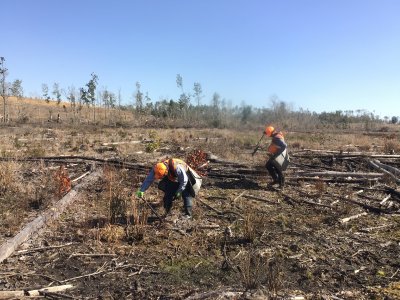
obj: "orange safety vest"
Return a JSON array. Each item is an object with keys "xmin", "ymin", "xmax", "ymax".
[
  {"xmin": 162, "ymin": 158, "xmax": 189, "ymax": 182},
  {"xmin": 267, "ymin": 132, "xmax": 285, "ymax": 154}
]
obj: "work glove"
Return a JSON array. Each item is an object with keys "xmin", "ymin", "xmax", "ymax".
[
  {"xmin": 174, "ymin": 192, "xmax": 182, "ymax": 199},
  {"xmin": 136, "ymin": 190, "xmax": 144, "ymax": 198}
]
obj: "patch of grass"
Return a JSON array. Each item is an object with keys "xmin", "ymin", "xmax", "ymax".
[
  {"xmin": 384, "ymin": 139, "xmax": 400, "ymax": 154},
  {"xmin": 118, "ymin": 130, "xmax": 128, "ymax": 138},
  {"xmin": 145, "ymin": 140, "xmax": 160, "ymax": 153},
  {"xmin": 291, "ymin": 141, "xmax": 302, "ymax": 149},
  {"xmin": 237, "ymin": 249, "xmax": 283, "ymax": 294},
  {"xmin": 274, "ymin": 213, "xmax": 288, "ymax": 231},
  {"xmin": 314, "ymin": 180, "xmax": 327, "ymax": 195},
  {"xmin": 99, "ymin": 224, "xmax": 125, "ymax": 242},
  {"xmin": 25, "ymin": 144, "xmax": 46, "ymax": 157},
  {"xmin": 0, "ymin": 161, "xmax": 21, "ymax": 195},
  {"xmin": 160, "ymin": 257, "xmax": 218, "ymax": 286}
]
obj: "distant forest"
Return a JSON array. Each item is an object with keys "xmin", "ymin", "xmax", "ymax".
[{"xmin": 1, "ymin": 60, "xmax": 399, "ymax": 130}]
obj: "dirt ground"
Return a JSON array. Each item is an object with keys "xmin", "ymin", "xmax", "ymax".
[{"xmin": 0, "ymin": 125, "xmax": 399, "ymax": 299}]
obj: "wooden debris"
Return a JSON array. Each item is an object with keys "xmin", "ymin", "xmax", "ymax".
[
  {"xmin": 373, "ymin": 159, "xmax": 400, "ymax": 176},
  {"xmin": 16, "ymin": 242, "xmax": 77, "ymax": 255},
  {"xmin": 0, "ymin": 284, "xmax": 74, "ymax": 298},
  {"xmin": 292, "ymin": 149, "xmax": 400, "ymax": 159},
  {"xmin": 242, "ymin": 193, "xmax": 280, "ymax": 204},
  {"xmin": 296, "ymin": 171, "xmax": 383, "ymax": 178},
  {"xmin": 185, "ymin": 289, "xmax": 242, "ymax": 300},
  {"xmin": 332, "ymin": 193, "xmax": 388, "ymax": 214},
  {"xmin": 61, "ymin": 267, "xmax": 106, "ymax": 283},
  {"xmin": 197, "ymin": 224, "xmax": 220, "ymax": 229},
  {"xmin": 368, "ymin": 159, "xmax": 400, "ymax": 184},
  {"xmin": 71, "ymin": 171, "xmax": 91, "ymax": 183},
  {"xmin": 380, "ymin": 195, "xmax": 391, "ymax": 206},
  {"xmin": 340, "ymin": 212, "xmax": 368, "ymax": 224},
  {"xmin": 197, "ymin": 198, "xmax": 223, "ymax": 215},
  {"xmin": 232, "ymin": 191, "xmax": 246, "ymax": 203},
  {"xmin": 68, "ymin": 253, "xmax": 117, "ymax": 259},
  {"xmin": 101, "ymin": 140, "xmax": 141, "ymax": 146},
  {"xmin": 0, "ymin": 170, "xmax": 102, "ymax": 263}
]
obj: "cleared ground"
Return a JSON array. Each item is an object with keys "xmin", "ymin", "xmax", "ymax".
[{"xmin": 0, "ymin": 125, "xmax": 399, "ymax": 299}]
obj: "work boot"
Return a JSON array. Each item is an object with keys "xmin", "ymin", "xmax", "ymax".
[
  {"xmin": 279, "ymin": 177, "xmax": 285, "ymax": 188},
  {"xmin": 184, "ymin": 206, "xmax": 193, "ymax": 218},
  {"xmin": 163, "ymin": 206, "xmax": 172, "ymax": 217},
  {"xmin": 267, "ymin": 180, "xmax": 279, "ymax": 188}
]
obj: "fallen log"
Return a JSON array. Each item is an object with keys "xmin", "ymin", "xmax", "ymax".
[
  {"xmin": 0, "ymin": 155, "xmax": 150, "ymax": 171},
  {"xmin": 206, "ymin": 153, "xmax": 248, "ymax": 167},
  {"xmin": 287, "ymin": 176, "xmax": 379, "ymax": 184},
  {"xmin": 373, "ymin": 159, "xmax": 400, "ymax": 177},
  {"xmin": 279, "ymin": 191, "xmax": 333, "ymax": 209},
  {"xmin": 101, "ymin": 140, "xmax": 141, "ymax": 146},
  {"xmin": 0, "ymin": 170, "xmax": 102, "ymax": 263},
  {"xmin": 296, "ymin": 171, "xmax": 383, "ymax": 178},
  {"xmin": 331, "ymin": 193, "xmax": 388, "ymax": 214},
  {"xmin": 385, "ymin": 187, "xmax": 400, "ymax": 201},
  {"xmin": 0, "ymin": 284, "xmax": 74, "ymax": 298},
  {"xmin": 292, "ymin": 149, "xmax": 400, "ymax": 159},
  {"xmin": 367, "ymin": 160, "xmax": 400, "ymax": 184}
]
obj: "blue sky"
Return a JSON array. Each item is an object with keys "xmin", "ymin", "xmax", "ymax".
[{"xmin": 2, "ymin": 0, "xmax": 400, "ymax": 118}]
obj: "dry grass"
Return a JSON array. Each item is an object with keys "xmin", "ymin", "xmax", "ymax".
[
  {"xmin": 384, "ymin": 139, "xmax": 400, "ymax": 154},
  {"xmin": 0, "ymin": 161, "xmax": 21, "ymax": 195},
  {"xmin": 100, "ymin": 165, "xmax": 149, "ymax": 243},
  {"xmin": 98, "ymin": 224, "xmax": 125, "ymax": 243},
  {"xmin": 238, "ymin": 248, "xmax": 283, "ymax": 295},
  {"xmin": 0, "ymin": 161, "xmax": 24, "ymax": 234},
  {"xmin": 5, "ymin": 96, "xmax": 135, "ymax": 125},
  {"xmin": 103, "ymin": 166, "xmax": 130, "ymax": 224},
  {"xmin": 314, "ymin": 180, "xmax": 327, "ymax": 196},
  {"xmin": 126, "ymin": 196, "xmax": 149, "ymax": 242}
]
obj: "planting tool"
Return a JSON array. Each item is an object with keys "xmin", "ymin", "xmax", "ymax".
[
  {"xmin": 251, "ymin": 133, "xmax": 265, "ymax": 156},
  {"xmin": 135, "ymin": 195, "xmax": 164, "ymax": 223}
]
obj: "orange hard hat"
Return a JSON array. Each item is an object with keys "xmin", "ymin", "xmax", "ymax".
[
  {"xmin": 154, "ymin": 162, "xmax": 167, "ymax": 179},
  {"xmin": 265, "ymin": 126, "xmax": 275, "ymax": 137}
]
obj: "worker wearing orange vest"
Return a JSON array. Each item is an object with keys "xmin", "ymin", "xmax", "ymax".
[
  {"xmin": 265, "ymin": 126, "xmax": 287, "ymax": 188},
  {"xmin": 136, "ymin": 158, "xmax": 194, "ymax": 218}
]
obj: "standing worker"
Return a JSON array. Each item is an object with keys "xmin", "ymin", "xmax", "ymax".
[
  {"xmin": 136, "ymin": 158, "xmax": 201, "ymax": 218},
  {"xmin": 264, "ymin": 125, "xmax": 289, "ymax": 188}
]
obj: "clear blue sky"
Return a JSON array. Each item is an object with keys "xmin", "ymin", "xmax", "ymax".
[{"xmin": 2, "ymin": 0, "xmax": 400, "ymax": 118}]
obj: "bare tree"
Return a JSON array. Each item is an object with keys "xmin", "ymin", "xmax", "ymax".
[
  {"xmin": 176, "ymin": 74, "xmax": 190, "ymax": 120},
  {"xmin": 135, "ymin": 81, "xmax": 143, "ymax": 113},
  {"xmin": 0, "ymin": 57, "xmax": 8, "ymax": 122},
  {"xmin": 211, "ymin": 92, "xmax": 221, "ymax": 127}
]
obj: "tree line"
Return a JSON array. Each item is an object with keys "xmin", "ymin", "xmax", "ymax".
[{"xmin": 0, "ymin": 56, "xmax": 398, "ymax": 129}]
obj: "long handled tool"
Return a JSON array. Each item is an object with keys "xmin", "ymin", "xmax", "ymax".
[
  {"xmin": 251, "ymin": 133, "xmax": 265, "ymax": 156},
  {"xmin": 135, "ymin": 195, "xmax": 164, "ymax": 223}
]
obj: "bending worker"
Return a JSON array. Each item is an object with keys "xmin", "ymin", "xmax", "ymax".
[
  {"xmin": 136, "ymin": 158, "xmax": 197, "ymax": 218},
  {"xmin": 264, "ymin": 125, "xmax": 289, "ymax": 188}
]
